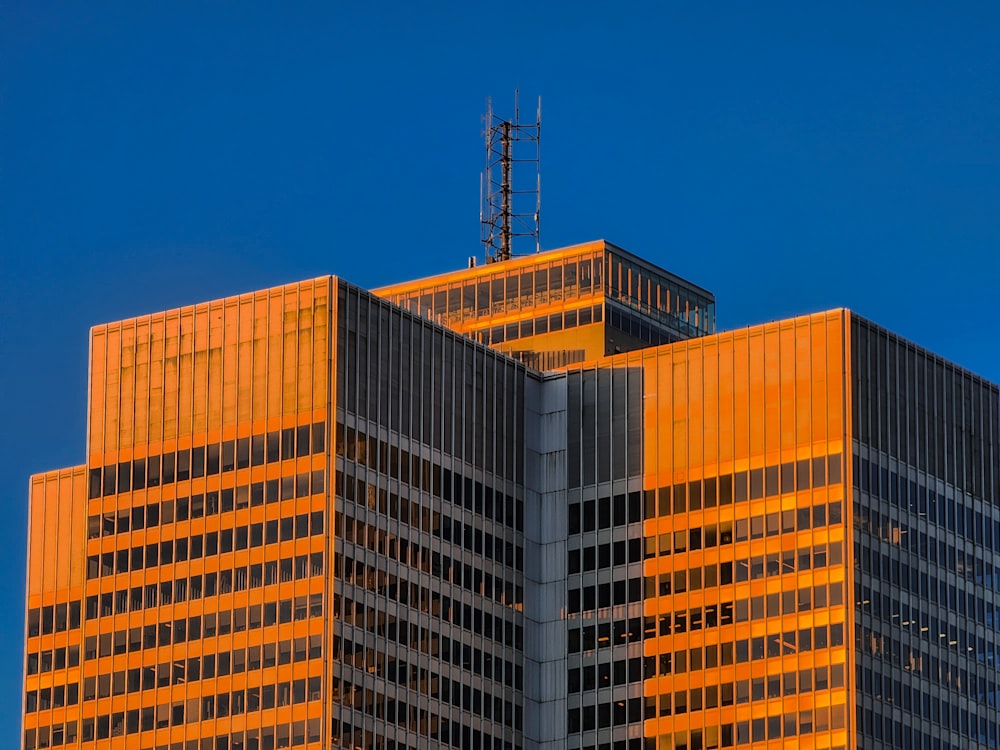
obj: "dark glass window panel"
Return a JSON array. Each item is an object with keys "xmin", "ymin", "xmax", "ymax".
[
  {"xmin": 132, "ymin": 459, "xmax": 146, "ymax": 491},
  {"xmin": 206, "ymin": 444, "xmax": 220, "ymax": 475},
  {"xmin": 266, "ymin": 432, "xmax": 280, "ymax": 463},
  {"xmin": 281, "ymin": 428, "xmax": 296, "ymax": 460},
  {"xmin": 89, "ymin": 469, "xmax": 102, "ymax": 499},
  {"xmin": 828, "ymin": 454, "xmax": 842, "ymax": 484},
  {"xmin": 236, "ymin": 437, "xmax": 251, "ymax": 469},
  {"xmin": 191, "ymin": 446, "xmax": 206, "ymax": 478},
  {"xmin": 222, "ymin": 441, "xmax": 236, "ymax": 472},
  {"xmin": 162, "ymin": 453, "xmax": 177, "ymax": 483},
  {"xmin": 117, "ymin": 463, "xmax": 131, "ymax": 493},
  {"xmin": 312, "ymin": 423, "xmax": 325, "ymax": 454},
  {"xmin": 296, "ymin": 425, "xmax": 310, "ymax": 457}
]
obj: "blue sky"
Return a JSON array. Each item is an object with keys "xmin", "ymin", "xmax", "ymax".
[{"xmin": 2, "ymin": 0, "xmax": 999, "ymax": 739}]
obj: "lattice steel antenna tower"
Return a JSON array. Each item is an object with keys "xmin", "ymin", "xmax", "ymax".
[{"xmin": 481, "ymin": 91, "xmax": 541, "ymax": 263}]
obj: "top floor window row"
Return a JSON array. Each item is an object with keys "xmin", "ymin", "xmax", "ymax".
[
  {"xmin": 607, "ymin": 253, "xmax": 714, "ymax": 334},
  {"xmin": 88, "ymin": 422, "xmax": 326, "ymax": 499},
  {"xmin": 389, "ymin": 253, "xmax": 604, "ymax": 323}
]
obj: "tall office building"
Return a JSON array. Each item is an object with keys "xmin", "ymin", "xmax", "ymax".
[{"xmin": 22, "ymin": 240, "xmax": 999, "ymax": 750}]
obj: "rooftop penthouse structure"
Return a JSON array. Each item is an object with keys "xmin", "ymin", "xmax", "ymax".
[{"xmin": 375, "ymin": 240, "xmax": 715, "ymax": 370}]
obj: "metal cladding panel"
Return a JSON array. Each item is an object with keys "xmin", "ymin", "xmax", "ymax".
[{"xmin": 523, "ymin": 376, "xmax": 569, "ymax": 750}]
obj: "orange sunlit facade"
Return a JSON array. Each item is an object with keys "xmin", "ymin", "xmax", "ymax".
[
  {"xmin": 635, "ymin": 312, "xmax": 851, "ymax": 749},
  {"xmin": 25, "ymin": 467, "xmax": 88, "ymax": 750},
  {"xmin": 23, "ymin": 242, "xmax": 1000, "ymax": 750},
  {"xmin": 25, "ymin": 278, "xmax": 332, "ymax": 750}
]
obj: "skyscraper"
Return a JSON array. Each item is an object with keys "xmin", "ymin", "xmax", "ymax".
[{"xmin": 22, "ymin": 241, "xmax": 999, "ymax": 750}]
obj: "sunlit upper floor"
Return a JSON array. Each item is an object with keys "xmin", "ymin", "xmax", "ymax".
[{"xmin": 373, "ymin": 239, "xmax": 715, "ymax": 369}]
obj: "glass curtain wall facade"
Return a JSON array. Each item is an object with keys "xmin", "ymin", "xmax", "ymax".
[
  {"xmin": 21, "ymin": 242, "xmax": 1000, "ymax": 750},
  {"xmin": 851, "ymin": 317, "xmax": 1000, "ymax": 750},
  {"xmin": 557, "ymin": 311, "xmax": 851, "ymax": 750},
  {"xmin": 331, "ymin": 283, "xmax": 527, "ymax": 750},
  {"xmin": 25, "ymin": 278, "xmax": 332, "ymax": 750},
  {"xmin": 24, "ymin": 467, "xmax": 88, "ymax": 750},
  {"xmin": 633, "ymin": 312, "xmax": 851, "ymax": 750}
]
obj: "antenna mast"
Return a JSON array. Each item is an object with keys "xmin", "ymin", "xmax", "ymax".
[{"xmin": 481, "ymin": 91, "xmax": 541, "ymax": 263}]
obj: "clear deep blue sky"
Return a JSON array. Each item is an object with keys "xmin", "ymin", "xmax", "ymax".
[{"xmin": 2, "ymin": 1, "xmax": 999, "ymax": 738}]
